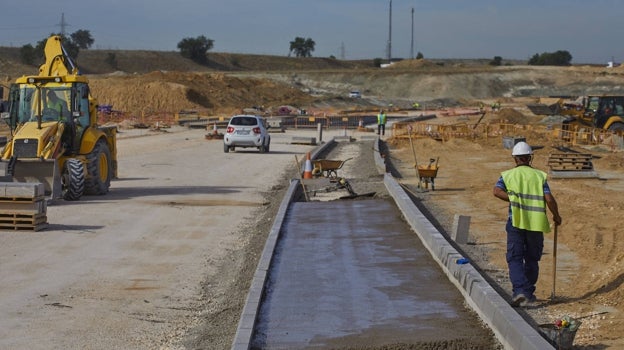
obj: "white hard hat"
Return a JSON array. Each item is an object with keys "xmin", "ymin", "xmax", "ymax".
[{"xmin": 511, "ymin": 141, "xmax": 532, "ymax": 156}]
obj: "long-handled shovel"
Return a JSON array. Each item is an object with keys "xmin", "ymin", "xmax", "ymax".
[{"xmin": 550, "ymin": 225, "xmax": 558, "ymax": 301}]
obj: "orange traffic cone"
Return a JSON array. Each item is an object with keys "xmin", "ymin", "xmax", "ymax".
[{"xmin": 303, "ymin": 152, "xmax": 313, "ymax": 179}]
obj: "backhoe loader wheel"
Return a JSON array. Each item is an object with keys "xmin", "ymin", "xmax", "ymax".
[
  {"xmin": 608, "ymin": 122, "xmax": 624, "ymax": 132},
  {"xmin": 85, "ymin": 140, "xmax": 112, "ymax": 195},
  {"xmin": 62, "ymin": 158, "xmax": 85, "ymax": 201}
]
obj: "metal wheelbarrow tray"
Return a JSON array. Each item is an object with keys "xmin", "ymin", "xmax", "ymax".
[{"xmin": 312, "ymin": 158, "xmax": 353, "ymax": 178}]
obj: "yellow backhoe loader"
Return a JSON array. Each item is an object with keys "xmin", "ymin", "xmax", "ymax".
[
  {"xmin": 531, "ymin": 95, "xmax": 624, "ymax": 132},
  {"xmin": 0, "ymin": 35, "xmax": 117, "ymax": 200}
]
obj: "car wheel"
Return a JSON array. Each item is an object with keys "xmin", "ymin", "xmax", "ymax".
[
  {"xmin": 259, "ymin": 143, "xmax": 267, "ymax": 153},
  {"xmin": 224, "ymin": 143, "xmax": 229, "ymax": 153}
]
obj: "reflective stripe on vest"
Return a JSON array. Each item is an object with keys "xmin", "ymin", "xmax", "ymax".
[{"xmin": 501, "ymin": 166, "xmax": 551, "ymax": 233}]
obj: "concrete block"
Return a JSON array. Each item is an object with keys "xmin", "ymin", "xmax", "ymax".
[
  {"xmin": 1, "ymin": 182, "xmax": 45, "ymax": 199},
  {"xmin": 503, "ymin": 136, "xmax": 525, "ymax": 149},
  {"xmin": 451, "ymin": 214, "xmax": 471, "ymax": 244}
]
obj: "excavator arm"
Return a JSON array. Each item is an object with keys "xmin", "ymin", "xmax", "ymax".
[{"xmin": 38, "ymin": 35, "xmax": 79, "ymax": 77}]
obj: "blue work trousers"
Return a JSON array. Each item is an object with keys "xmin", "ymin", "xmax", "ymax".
[{"xmin": 506, "ymin": 220, "xmax": 544, "ymax": 299}]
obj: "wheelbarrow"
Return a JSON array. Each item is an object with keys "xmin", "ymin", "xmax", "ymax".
[
  {"xmin": 417, "ymin": 157, "xmax": 439, "ymax": 190},
  {"xmin": 312, "ymin": 158, "xmax": 353, "ymax": 178}
]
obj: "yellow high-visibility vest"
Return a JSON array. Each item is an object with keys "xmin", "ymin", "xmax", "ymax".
[
  {"xmin": 501, "ymin": 166, "xmax": 551, "ymax": 233},
  {"xmin": 377, "ymin": 113, "xmax": 387, "ymax": 125}
]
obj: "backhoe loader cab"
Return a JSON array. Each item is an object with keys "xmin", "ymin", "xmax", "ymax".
[
  {"xmin": 0, "ymin": 35, "xmax": 117, "ymax": 201},
  {"xmin": 587, "ymin": 96, "xmax": 624, "ymax": 131},
  {"xmin": 562, "ymin": 95, "xmax": 624, "ymax": 132}
]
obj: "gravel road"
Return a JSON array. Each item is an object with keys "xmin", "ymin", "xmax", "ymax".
[{"xmin": 0, "ymin": 126, "xmax": 328, "ymax": 349}]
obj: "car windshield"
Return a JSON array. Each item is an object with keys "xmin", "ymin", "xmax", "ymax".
[{"xmin": 230, "ymin": 116, "xmax": 258, "ymax": 126}]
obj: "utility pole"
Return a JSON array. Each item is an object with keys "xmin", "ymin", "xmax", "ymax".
[
  {"xmin": 57, "ymin": 13, "xmax": 69, "ymax": 36},
  {"xmin": 387, "ymin": 0, "xmax": 392, "ymax": 63},
  {"xmin": 410, "ymin": 7, "xmax": 415, "ymax": 59}
]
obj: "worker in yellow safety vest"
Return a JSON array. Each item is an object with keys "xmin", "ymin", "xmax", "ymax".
[
  {"xmin": 493, "ymin": 141, "xmax": 561, "ymax": 307},
  {"xmin": 377, "ymin": 109, "xmax": 387, "ymax": 136},
  {"xmin": 44, "ymin": 90, "xmax": 69, "ymax": 120}
]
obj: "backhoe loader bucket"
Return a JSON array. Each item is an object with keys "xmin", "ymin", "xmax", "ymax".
[{"xmin": 9, "ymin": 160, "xmax": 62, "ymax": 199}]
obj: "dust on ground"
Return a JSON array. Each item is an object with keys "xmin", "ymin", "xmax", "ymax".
[{"xmin": 385, "ymin": 110, "xmax": 624, "ymax": 349}]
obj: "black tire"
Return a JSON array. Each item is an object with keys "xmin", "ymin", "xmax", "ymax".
[
  {"xmin": 224, "ymin": 143, "xmax": 229, "ymax": 153},
  {"xmin": 62, "ymin": 158, "xmax": 85, "ymax": 201},
  {"xmin": 259, "ymin": 138, "xmax": 269, "ymax": 153},
  {"xmin": 85, "ymin": 139, "xmax": 112, "ymax": 195},
  {"xmin": 608, "ymin": 122, "xmax": 624, "ymax": 132}
]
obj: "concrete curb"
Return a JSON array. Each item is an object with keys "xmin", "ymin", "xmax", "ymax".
[
  {"xmin": 232, "ymin": 136, "xmax": 552, "ymax": 349},
  {"xmin": 231, "ymin": 179, "xmax": 299, "ymax": 350},
  {"xmin": 377, "ymin": 140, "xmax": 553, "ymax": 350},
  {"xmin": 231, "ymin": 139, "xmax": 336, "ymax": 350}
]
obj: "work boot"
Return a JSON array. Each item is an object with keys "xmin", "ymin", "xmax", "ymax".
[{"xmin": 511, "ymin": 294, "xmax": 526, "ymax": 307}]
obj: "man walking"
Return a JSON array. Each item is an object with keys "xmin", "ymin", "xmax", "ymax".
[
  {"xmin": 377, "ymin": 109, "xmax": 387, "ymax": 136},
  {"xmin": 493, "ymin": 141, "xmax": 562, "ymax": 306}
]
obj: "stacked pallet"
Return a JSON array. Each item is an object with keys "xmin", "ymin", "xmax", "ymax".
[
  {"xmin": 548, "ymin": 153, "xmax": 598, "ymax": 178},
  {"xmin": 0, "ymin": 183, "xmax": 48, "ymax": 231}
]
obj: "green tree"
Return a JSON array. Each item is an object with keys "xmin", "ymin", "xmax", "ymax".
[
  {"xmin": 19, "ymin": 44, "xmax": 37, "ymax": 65},
  {"xmin": 105, "ymin": 52, "xmax": 118, "ymax": 69},
  {"xmin": 289, "ymin": 37, "xmax": 315, "ymax": 57},
  {"xmin": 373, "ymin": 58, "xmax": 383, "ymax": 67},
  {"xmin": 416, "ymin": 52, "xmax": 424, "ymax": 59},
  {"xmin": 490, "ymin": 56, "xmax": 503, "ymax": 66},
  {"xmin": 528, "ymin": 50, "xmax": 572, "ymax": 66},
  {"xmin": 177, "ymin": 35, "xmax": 214, "ymax": 64},
  {"xmin": 70, "ymin": 29, "xmax": 94, "ymax": 49}
]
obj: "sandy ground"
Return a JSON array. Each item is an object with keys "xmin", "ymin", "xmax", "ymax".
[
  {"xmin": 384, "ymin": 113, "xmax": 624, "ymax": 349},
  {"xmin": 0, "ymin": 118, "xmax": 621, "ymax": 349},
  {"xmin": 0, "ymin": 126, "xmax": 321, "ymax": 350}
]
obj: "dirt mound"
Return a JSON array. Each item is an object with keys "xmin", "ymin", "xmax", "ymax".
[
  {"xmin": 496, "ymin": 108, "xmax": 531, "ymax": 124},
  {"xmin": 90, "ymin": 71, "xmax": 315, "ymax": 116}
]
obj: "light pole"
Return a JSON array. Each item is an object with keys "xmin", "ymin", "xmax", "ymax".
[
  {"xmin": 387, "ymin": 0, "xmax": 392, "ymax": 63},
  {"xmin": 411, "ymin": 7, "xmax": 415, "ymax": 59}
]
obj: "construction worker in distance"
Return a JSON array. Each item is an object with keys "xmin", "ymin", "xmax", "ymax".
[
  {"xmin": 493, "ymin": 141, "xmax": 562, "ymax": 307},
  {"xmin": 44, "ymin": 90, "xmax": 69, "ymax": 121},
  {"xmin": 377, "ymin": 109, "xmax": 387, "ymax": 136}
]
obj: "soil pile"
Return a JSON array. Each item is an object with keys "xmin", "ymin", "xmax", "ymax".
[{"xmin": 89, "ymin": 71, "xmax": 315, "ymax": 117}]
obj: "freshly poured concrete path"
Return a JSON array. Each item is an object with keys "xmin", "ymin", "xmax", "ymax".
[{"xmin": 250, "ymin": 199, "xmax": 497, "ymax": 349}]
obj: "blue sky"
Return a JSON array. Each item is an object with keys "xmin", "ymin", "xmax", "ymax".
[{"xmin": 1, "ymin": 0, "xmax": 623, "ymax": 64}]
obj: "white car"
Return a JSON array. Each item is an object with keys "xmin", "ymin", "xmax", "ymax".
[
  {"xmin": 223, "ymin": 115, "xmax": 271, "ymax": 153},
  {"xmin": 349, "ymin": 90, "xmax": 361, "ymax": 98}
]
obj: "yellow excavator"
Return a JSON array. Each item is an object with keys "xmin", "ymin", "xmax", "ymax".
[{"xmin": 0, "ymin": 35, "xmax": 117, "ymax": 200}]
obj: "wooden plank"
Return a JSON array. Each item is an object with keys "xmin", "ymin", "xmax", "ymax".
[
  {"xmin": 0, "ymin": 212, "xmax": 47, "ymax": 225},
  {"xmin": 0, "ymin": 200, "xmax": 46, "ymax": 214},
  {"xmin": 548, "ymin": 153, "xmax": 594, "ymax": 171},
  {"xmin": 0, "ymin": 222, "xmax": 48, "ymax": 232}
]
